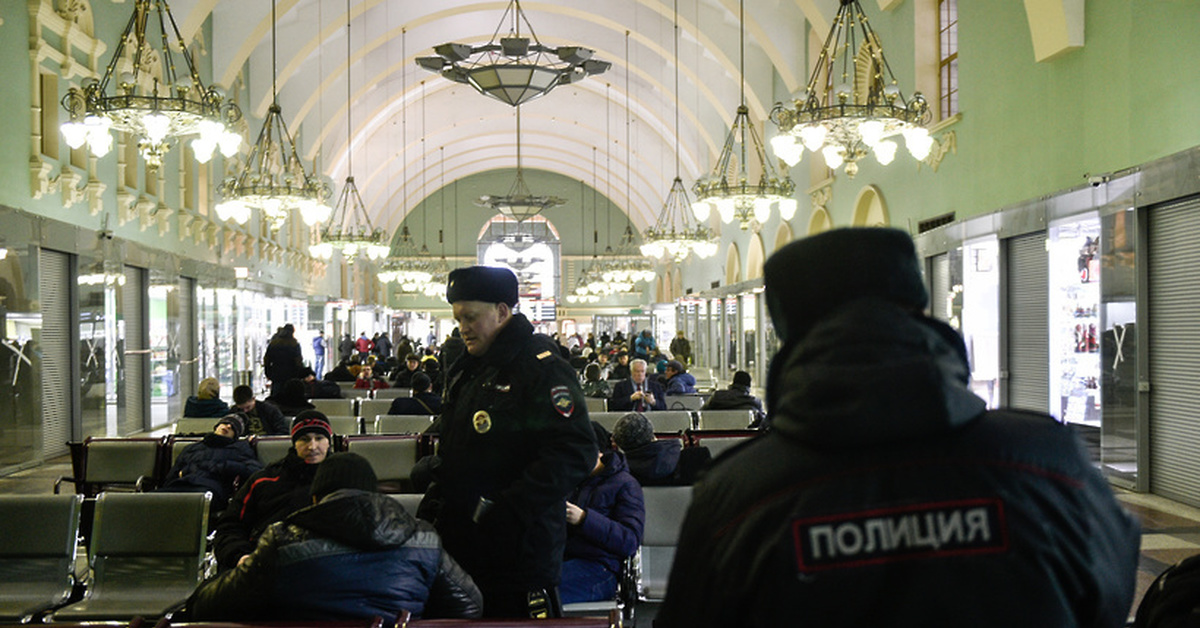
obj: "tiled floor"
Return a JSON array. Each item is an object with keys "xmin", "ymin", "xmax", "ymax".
[{"xmin": 2, "ymin": 459, "xmax": 1193, "ymax": 624}]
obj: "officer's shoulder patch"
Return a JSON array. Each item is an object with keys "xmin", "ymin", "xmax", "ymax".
[
  {"xmin": 537, "ymin": 350, "xmax": 554, "ymax": 361},
  {"xmin": 551, "ymin": 385, "xmax": 574, "ymax": 418}
]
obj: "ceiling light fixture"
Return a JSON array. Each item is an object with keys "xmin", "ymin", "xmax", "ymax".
[
  {"xmin": 475, "ymin": 105, "xmax": 566, "ymax": 221},
  {"xmin": 60, "ymin": 0, "xmax": 243, "ymax": 170},
  {"xmin": 769, "ymin": 0, "xmax": 932, "ymax": 177},
  {"xmin": 214, "ymin": 0, "xmax": 331, "ymax": 231},
  {"xmin": 416, "ymin": 0, "xmax": 610, "ymax": 107},
  {"xmin": 642, "ymin": 1, "xmax": 718, "ymax": 262},
  {"xmin": 691, "ymin": 0, "xmax": 796, "ymax": 230},
  {"xmin": 312, "ymin": 0, "xmax": 388, "ymax": 262}
]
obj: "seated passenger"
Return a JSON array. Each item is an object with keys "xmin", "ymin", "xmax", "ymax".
[
  {"xmin": 422, "ymin": 357, "xmax": 445, "ymax": 395},
  {"xmin": 582, "ymin": 363, "xmax": 613, "ymax": 399},
  {"xmin": 263, "ymin": 378, "xmax": 315, "ymax": 418},
  {"xmin": 353, "ymin": 365, "xmax": 390, "ymax": 390},
  {"xmin": 388, "ymin": 372, "xmax": 443, "ymax": 416},
  {"xmin": 656, "ymin": 227, "xmax": 1141, "ymax": 627},
  {"xmin": 392, "ymin": 354, "xmax": 422, "ymax": 387},
  {"xmin": 211, "ymin": 411, "xmax": 332, "ymax": 570},
  {"xmin": 323, "ymin": 358, "xmax": 358, "ymax": 382},
  {"xmin": 700, "ymin": 370, "xmax": 766, "ymax": 428},
  {"xmin": 188, "ymin": 452, "xmax": 483, "ymax": 622},
  {"xmin": 611, "ymin": 412, "xmax": 710, "ymax": 486},
  {"xmin": 159, "ymin": 412, "xmax": 263, "ymax": 510},
  {"xmin": 561, "ymin": 423, "xmax": 644, "ymax": 605},
  {"xmin": 301, "ymin": 366, "xmax": 344, "ymax": 399},
  {"xmin": 663, "ymin": 360, "xmax": 697, "ymax": 395},
  {"xmin": 608, "ymin": 359, "xmax": 667, "ymax": 412},
  {"xmin": 184, "ymin": 377, "xmax": 230, "ymax": 418},
  {"xmin": 232, "ymin": 385, "xmax": 289, "ymax": 435}
]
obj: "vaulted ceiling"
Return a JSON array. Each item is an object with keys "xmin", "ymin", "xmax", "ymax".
[{"xmin": 171, "ymin": 0, "xmax": 849, "ymax": 234}]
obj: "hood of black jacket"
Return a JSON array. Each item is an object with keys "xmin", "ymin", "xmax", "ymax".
[
  {"xmin": 770, "ymin": 298, "xmax": 986, "ymax": 449},
  {"xmin": 623, "ymin": 439, "xmax": 682, "ymax": 481},
  {"xmin": 285, "ymin": 490, "xmax": 418, "ymax": 550}
]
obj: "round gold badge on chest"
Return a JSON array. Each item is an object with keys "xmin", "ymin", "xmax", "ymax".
[{"xmin": 472, "ymin": 410, "xmax": 492, "ymax": 434}]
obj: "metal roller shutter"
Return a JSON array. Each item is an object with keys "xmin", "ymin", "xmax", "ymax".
[
  {"xmin": 121, "ymin": 267, "xmax": 146, "ymax": 435},
  {"xmin": 1006, "ymin": 232, "xmax": 1049, "ymax": 413},
  {"xmin": 1147, "ymin": 196, "xmax": 1200, "ymax": 506},
  {"xmin": 39, "ymin": 249, "xmax": 71, "ymax": 458},
  {"xmin": 178, "ymin": 277, "xmax": 196, "ymax": 404},
  {"xmin": 930, "ymin": 253, "xmax": 950, "ymax": 321}
]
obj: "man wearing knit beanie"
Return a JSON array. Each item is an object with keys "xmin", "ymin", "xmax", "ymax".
[
  {"xmin": 189, "ymin": 451, "xmax": 484, "ymax": 622},
  {"xmin": 423, "ymin": 265, "xmax": 597, "ymax": 618},
  {"xmin": 211, "ymin": 410, "xmax": 333, "ymax": 570},
  {"xmin": 658, "ymin": 227, "xmax": 1140, "ymax": 627},
  {"xmin": 159, "ymin": 412, "xmax": 261, "ymax": 510}
]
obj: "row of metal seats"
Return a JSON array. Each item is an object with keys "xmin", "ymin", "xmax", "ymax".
[
  {"xmin": 57, "ymin": 434, "xmax": 437, "ymax": 498},
  {"xmin": 175, "ymin": 414, "xmax": 437, "ymax": 437},
  {"xmin": 588, "ymin": 408, "xmax": 759, "ymax": 432}
]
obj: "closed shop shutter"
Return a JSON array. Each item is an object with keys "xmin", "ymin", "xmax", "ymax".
[
  {"xmin": 121, "ymin": 267, "xmax": 145, "ymax": 435},
  {"xmin": 1147, "ymin": 195, "xmax": 1200, "ymax": 506},
  {"xmin": 39, "ymin": 249, "xmax": 71, "ymax": 458},
  {"xmin": 1006, "ymin": 232, "xmax": 1048, "ymax": 413},
  {"xmin": 930, "ymin": 253, "xmax": 950, "ymax": 321}
]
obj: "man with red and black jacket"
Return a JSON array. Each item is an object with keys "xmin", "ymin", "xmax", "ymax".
[{"xmin": 211, "ymin": 411, "xmax": 333, "ymax": 570}]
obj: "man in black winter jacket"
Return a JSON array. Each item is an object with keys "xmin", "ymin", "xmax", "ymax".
[
  {"xmin": 657, "ymin": 228, "xmax": 1141, "ymax": 628},
  {"xmin": 160, "ymin": 413, "xmax": 262, "ymax": 509},
  {"xmin": 189, "ymin": 452, "xmax": 482, "ymax": 622},
  {"xmin": 211, "ymin": 411, "xmax": 333, "ymax": 570}
]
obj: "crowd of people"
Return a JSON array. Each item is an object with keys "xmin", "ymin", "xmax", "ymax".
[{"xmin": 168, "ymin": 234, "xmax": 1146, "ymax": 626}]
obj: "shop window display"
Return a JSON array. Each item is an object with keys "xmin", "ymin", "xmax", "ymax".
[{"xmin": 1049, "ymin": 217, "xmax": 1102, "ymax": 426}]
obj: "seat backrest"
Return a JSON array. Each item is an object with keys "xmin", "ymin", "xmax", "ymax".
[
  {"xmin": 326, "ymin": 415, "xmax": 362, "ymax": 436},
  {"xmin": 253, "ymin": 436, "xmax": 294, "ymax": 465},
  {"xmin": 666, "ymin": 395, "xmax": 706, "ymax": 411},
  {"xmin": 174, "ymin": 417, "xmax": 219, "ymax": 435},
  {"xmin": 0, "ymin": 494, "xmax": 82, "ymax": 558},
  {"xmin": 696, "ymin": 409, "xmax": 756, "ymax": 430},
  {"xmin": 358, "ymin": 398, "xmax": 395, "ymax": 420},
  {"xmin": 0, "ymin": 495, "xmax": 83, "ymax": 620},
  {"xmin": 389, "ymin": 493, "xmax": 424, "ymax": 515},
  {"xmin": 372, "ymin": 387, "xmax": 412, "ymax": 399},
  {"xmin": 87, "ymin": 492, "xmax": 210, "ymax": 605},
  {"xmin": 692, "ymin": 434, "xmax": 753, "ymax": 458},
  {"xmin": 584, "ymin": 397, "xmax": 608, "ymax": 413},
  {"xmin": 310, "ymin": 398, "xmax": 355, "ymax": 417},
  {"xmin": 588, "ymin": 412, "xmax": 627, "ymax": 432},
  {"xmin": 84, "ymin": 438, "xmax": 163, "ymax": 489},
  {"xmin": 374, "ymin": 415, "xmax": 434, "ymax": 435},
  {"xmin": 647, "ymin": 411, "xmax": 694, "ymax": 433},
  {"xmin": 165, "ymin": 436, "xmax": 203, "ymax": 467},
  {"xmin": 639, "ymin": 485, "xmax": 693, "ymax": 600},
  {"xmin": 343, "ymin": 436, "xmax": 421, "ymax": 484}
]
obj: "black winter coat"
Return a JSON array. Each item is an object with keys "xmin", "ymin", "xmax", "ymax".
[
  {"xmin": 244, "ymin": 399, "xmax": 289, "ymax": 435},
  {"xmin": 657, "ymin": 300, "xmax": 1141, "ymax": 628},
  {"xmin": 161, "ymin": 434, "xmax": 262, "ymax": 507},
  {"xmin": 212, "ymin": 450, "xmax": 319, "ymax": 570},
  {"xmin": 189, "ymin": 490, "xmax": 482, "ymax": 622},
  {"xmin": 420, "ymin": 313, "xmax": 597, "ymax": 594},
  {"xmin": 263, "ymin": 336, "xmax": 304, "ymax": 386}
]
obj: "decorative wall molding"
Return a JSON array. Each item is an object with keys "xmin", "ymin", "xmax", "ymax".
[
  {"xmin": 85, "ymin": 177, "xmax": 105, "ymax": 215},
  {"xmin": 56, "ymin": 165, "xmax": 84, "ymax": 208},
  {"xmin": 808, "ymin": 176, "xmax": 834, "ymax": 217},
  {"xmin": 921, "ymin": 130, "xmax": 958, "ymax": 173},
  {"xmin": 30, "ymin": 156, "xmax": 55, "ymax": 200},
  {"xmin": 30, "ymin": 0, "xmax": 106, "ymax": 81}
]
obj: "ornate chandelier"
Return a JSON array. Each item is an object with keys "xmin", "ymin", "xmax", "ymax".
[
  {"xmin": 768, "ymin": 0, "xmax": 933, "ymax": 177},
  {"xmin": 59, "ymin": 0, "xmax": 242, "ymax": 170},
  {"xmin": 691, "ymin": 0, "xmax": 796, "ymax": 230},
  {"xmin": 378, "ymin": 227, "xmax": 433, "ymax": 291},
  {"xmin": 476, "ymin": 106, "xmax": 565, "ymax": 221},
  {"xmin": 214, "ymin": 0, "xmax": 331, "ymax": 231},
  {"xmin": 311, "ymin": 2, "xmax": 387, "ymax": 262},
  {"xmin": 642, "ymin": 1, "xmax": 718, "ymax": 263},
  {"xmin": 416, "ymin": 0, "xmax": 610, "ymax": 107}
]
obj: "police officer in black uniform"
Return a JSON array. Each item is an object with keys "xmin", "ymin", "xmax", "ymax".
[{"xmin": 419, "ymin": 266, "xmax": 596, "ymax": 618}]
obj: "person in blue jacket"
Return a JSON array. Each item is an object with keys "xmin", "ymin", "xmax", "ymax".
[
  {"xmin": 663, "ymin": 360, "xmax": 697, "ymax": 395},
  {"xmin": 561, "ymin": 422, "xmax": 645, "ymax": 604},
  {"xmin": 160, "ymin": 412, "xmax": 262, "ymax": 510}
]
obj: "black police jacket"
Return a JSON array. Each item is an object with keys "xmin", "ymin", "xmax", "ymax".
[
  {"xmin": 421, "ymin": 313, "xmax": 597, "ymax": 593},
  {"xmin": 657, "ymin": 299, "xmax": 1140, "ymax": 628}
]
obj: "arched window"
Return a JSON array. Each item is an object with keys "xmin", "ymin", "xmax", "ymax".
[
  {"xmin": 746, "ymin": 234, "xmax": 766, "ymax": 281},
  {"xmin": 477, "ymin": 216, "xmax": 561, "ymax": 307},
  {"xmin": 725, "ymin": 243, "xmax": 742, "ymax": 286}
]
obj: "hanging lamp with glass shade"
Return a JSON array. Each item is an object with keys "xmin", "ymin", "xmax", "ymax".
[
  {"xmin": 416, "ymin": 0, "xmax": 610, "ymax": 107},
  {"xmin": 475, "ymin": 106, "xmax": 566, "ymax": 221},
  {"xmin": 690, "ymin": 0, "xmax": 796, "ymax": 231},
  {"xmin": 60, "ymin": 0, "xmax": 243, "ymax": 169},
  {"xmin": 215, "ymin": 0, "xmax": 331, "ymax": 231},
  {"xmin": 312, "ymin": 0, "xmax": 389, "ymax": 262},
  {"xmin": 769, "ymin": 0, "xmax": 932, "ymax": 178},
  {"xmin": 642, "ymin": 0, "xmax": 719, "ymax": 262}
]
